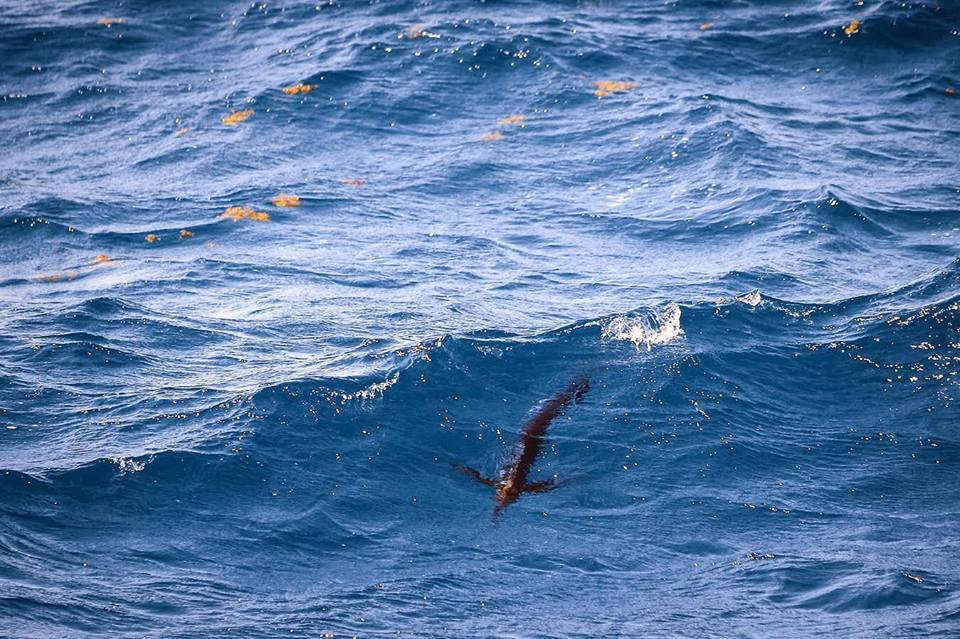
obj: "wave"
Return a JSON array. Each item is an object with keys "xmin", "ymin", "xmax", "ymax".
[
  {"xmin": 602, "ymin": 303, "xmax": 684, "ymax": 350},
  {"xmin": 2, "ymin": 1, "xmax": 958, "ymax": 633},
  {"xmin": 7, "ymin": 253, "xmax": 956, "ymax": 478}
]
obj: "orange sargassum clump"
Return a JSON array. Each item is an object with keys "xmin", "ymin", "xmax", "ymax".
[
  {"xmin": 36, "ymin": 270, "xmax": 78, "ymax": 283},
  {"xmin": 340, "ymin": 178, "xmax": 366, "ymax": 187},
  {"xmin": 145, "ymin": 234, "xmax": 158, "ymax": 243},
  {"xmin": 96, "ymin": 17, "xmax": 126, "ymax": 26},
  {"xmin": 844, "ymin": 19, "xmax": 860, "ymax": 35},
  {"xmin": 593, "ymin": 81, "xmax": 639, "ymax": 98},
  {"xmin": 91, "ymin": 254, "xmax": 113, "ymax": 265},
  {"xmin": 699, "ymin": 23, "xmax": 713, "ymax": 31},
  {"xmin": 281, "ymin": 83, "xmax": 315, "ymax": 95},
  {"xmin": 480, "ymin": 130, "xmax": 504, "ymax": 142},
  {"xmin": 222, "ymin": 206, "xmax": 270, "ymax": 222},
  {"xmin": 221, "ymin": 109, "xmax": 254, "ymax": 125},
  {"xmin": 179, "ymin": 229, "xmax": 194, "ymax": 239},
  {"xmin": 407, "ymin": 23, "xmax": 439, "ymax": 39},
  {"xmin": 497, "ymin": 114, "xmax": 526, "ymax": 126},
  {"xmin": 272, "ymin": 194, "xmax": 301, "ymax": 207}
]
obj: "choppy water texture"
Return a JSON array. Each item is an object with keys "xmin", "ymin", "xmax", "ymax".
[{"xmin": 2, "ymin": 1, "xmax": 959, "ymax": 636}]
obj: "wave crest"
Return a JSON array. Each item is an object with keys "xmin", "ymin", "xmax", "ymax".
[{"xmin": 602, "ymin": 303, "xmax": 684, "ymax": 350}]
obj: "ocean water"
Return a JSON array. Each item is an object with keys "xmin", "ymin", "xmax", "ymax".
[{"xmin": 1, "ymin": 0, "xmax": 959, "ymax": 636}]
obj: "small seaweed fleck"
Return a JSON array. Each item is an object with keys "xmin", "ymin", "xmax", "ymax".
[
  {"xmin": 593, "ymin": 80, "xmax": 639, "ymax": 98},
  {"xmin": 36, "ymin": 270, "xmax": 78, "ymax": 283},
  {"xmin": 222, "ymin": 109, "xmax": 254, "ymax": 126},
  {"xmin": 497, "ymin": 115, "xmax": 526, "ymax": 126},
  {"xmin": 407, "ymin": 24, "xmax": 440, "ymax": 39},
  {"xmin": 221, "ymin": 206, "xmax": 270, "ymax": 222},
  {"xmin": 282, "ymin": 83, "xmax": 314, "ymax": 95},
  {"xmin": 272, "ymin": 194, "xmax": 301, "ymax": 207}
]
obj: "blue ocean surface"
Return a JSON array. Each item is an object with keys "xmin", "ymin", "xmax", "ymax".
[{"xmin": 1, "ymin": 1, "xmax": 959, "ymax": 636}]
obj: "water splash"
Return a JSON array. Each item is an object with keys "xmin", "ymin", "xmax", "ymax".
[
  {"xmin": 737, "ymin": 290, "xmax": 762, "ymax": 307},
  {"xmin": 602, "ymin": 304, "xmax": 684, "ymax": 350}
]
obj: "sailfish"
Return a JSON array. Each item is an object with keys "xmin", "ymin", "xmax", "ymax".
[{"xmin": 456, "ymin": 376, "xmax": 590, "ymax": 517}]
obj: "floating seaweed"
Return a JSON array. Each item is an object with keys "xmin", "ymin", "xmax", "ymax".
[
  {"xmin": 699, "ymin": 23, "xmax": 713, "ymax": 31},
  {"xmin": 340, "ymin": 178, "xmax": 366, "ymax": 187},
  {"xmin": 282, "ymin": 83, "xmax": 314, "ymax": 95},
  {"xmin": 221, "ymin": 109, "xmax": 254, "ymax": 126},
  {"xmin": 91, "ymin": 254, "xmax": 113, "ymax": 265},
  {"xmin": 221, "ymin": 206, "xmax": 270, "ymax": 222},
  {"xmin": 179, "ymin": 229, "xmax": 194, "ymax": 239},
  {"xmin": 145, "ymin": 234, "xmax": 158, "ymax": 243},
  {"xmin": 947, "ymin": 87, "xmax": 955, "ymax": 97},
  {"xmin": 272, "ymin": 194, "xmax": 301, "ymax": 207},
  {"xmin": 174, "ymin": 128, "xmax": 189, "ymax": 137},
  {"xmin": 593, "ymin": 81, "xmax": 639, "ymax": 98},
  {"xmin": 36, "ymin": 270, "xmax": 77, "ymax": 283},
  {"xmin": 480, "ymin": 131, "xmax": 504, "ymax": 142},
  {"xmin": 407, "ymin": 24, "xmax": 440, "ymax": 39},
  {"xmin": 96, "ymin": 17, "xmax": 125, "ymax": 26},
  {"xmin": 844, "ymin": 19, "xmax": 860, "ymax": 36},
  {"xmin": 497, "ymin": 115, "xmax": 526, "ymax": 126}
]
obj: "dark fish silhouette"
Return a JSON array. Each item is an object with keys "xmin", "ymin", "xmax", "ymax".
[{"xmin": 456, "ymin": 376, "xmax": 590, "ymax": 517}]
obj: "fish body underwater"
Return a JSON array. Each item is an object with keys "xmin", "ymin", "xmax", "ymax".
[{"xmin": 457, "ymin": 376, "xmax": 590, "ymax": 517}]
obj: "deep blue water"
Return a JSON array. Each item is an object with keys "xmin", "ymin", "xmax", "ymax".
[{"xmin": 2, "ymin": 1, "xmax": 959, "ymax": 636}]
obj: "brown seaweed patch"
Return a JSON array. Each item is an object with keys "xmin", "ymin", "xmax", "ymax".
[
  {"xmin": 174, "ymin": 127, "xmax": 189, "ymax": 137},
  {"xmin": 480, "ymin": 130, "xmax": 504, "ymax": 142},
  {"xmin": 91, "ymin": 254, "xmax": 113, "ymax": 265},
  {"xmin": 497, "ymin": 114, "xmax": 526, "ymax": 126},
  {"xmin": 179, "ymin": 229, "xmax": 194, "ymax": 239},
  {"xmin": 340, "ymin": 178, "xmax": 367, "ymax": 187},
  {"xmin": 222, "ymin": 206, "xmax": 270, "ymax": 222},
  {"xmin": 221, "ymin": 109, "xmax": 254, "ymax": 126},
  {"xmin": 272, "ymin": 194, "xmax": 301, "ymax": 207},
  {"xmin": 593, "ymin": 81, "xmax": 638, "ymax": 98},
  {"xmin": 407, "ymin": 24, "xmax": 440, "ymax": 39},
  {"xmin": 947, "ymin": 87, "xmax": 955, "ymax": 97},
  {"xmin": 844, "ymin": 19, "xmax": 860, "ymax": 36},
  {"xmin": 96, "ymin": 17, "xmax": 126, "ymax": 26},
  {"xmin": 37, "ymin": 270, "xmax": 78, "ymax": 283},
  {"xmin": 145, "ymin": 234, "xmax": 159, "ymax": 243},
  {"xmin": 699, "ymin": 23, "xmax": 713, "ymax": 31},
  {"xmin": 282, "ymin": 83, "xmax": 315, "ymax": 95}
]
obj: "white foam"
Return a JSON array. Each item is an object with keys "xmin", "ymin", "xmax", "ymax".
[
  {"xmin": 113, "ymin": 456, "xmax": 146, "ymax": 474},
  {"xmin": 736, "ymin": 289, "xmax": 762, "ymax": 307},
  {"xmin": 336, "ymin": 371, "xmax": 400, "ymax": 402},
  {"xmin": 603, "ymin": 303, "xmax": 684, "ymax": 350}
]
